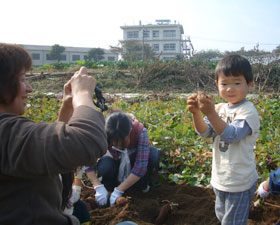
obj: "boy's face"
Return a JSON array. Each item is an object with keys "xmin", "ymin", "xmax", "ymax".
[{"xmin": 216, "ymin": 73, "xmax": 253, "ymax": 106}]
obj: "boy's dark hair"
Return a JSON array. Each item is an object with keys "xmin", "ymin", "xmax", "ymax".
[
  {"xmin": 0, "ymin": 43, "xmax": 32, "ymax": 104},
  {"xmin": 105, "ymin": 112, "xmax": 132, "ymax": 147},
  {"xmin": 215, "ymin": 54, "xmax": 253, "ymax": 84}
]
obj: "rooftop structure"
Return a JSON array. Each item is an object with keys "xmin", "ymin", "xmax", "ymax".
[{"xmin": 120, "ymin": 19, "xmax": 194, "ymax": 60}]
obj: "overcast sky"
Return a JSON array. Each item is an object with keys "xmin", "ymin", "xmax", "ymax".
[{"xmin": 1, "ymin": 0, "xmax": 279, "ymax": 53}]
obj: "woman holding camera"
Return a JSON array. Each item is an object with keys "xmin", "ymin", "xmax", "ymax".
[{"xmin": 0, "ymin": 43, "xmax": 107, "ymax": 225}]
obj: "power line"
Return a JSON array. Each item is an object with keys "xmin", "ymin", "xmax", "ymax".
[{"xmin": 191, "ymin": 37, "xmax": 279, "ymax": 46}]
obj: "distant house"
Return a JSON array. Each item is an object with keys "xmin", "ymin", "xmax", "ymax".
[
  {"xmin": 21, "ymin": 44, "xmax": 119, "ymax": 66},
  {"xmin": 120, "ymin": 19, "xmax": 194, "ymax": 60}
]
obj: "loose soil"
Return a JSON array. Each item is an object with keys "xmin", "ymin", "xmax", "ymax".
[{"xmin": 81, "ymin": 182, "xmax": 280, "ymax": 225}]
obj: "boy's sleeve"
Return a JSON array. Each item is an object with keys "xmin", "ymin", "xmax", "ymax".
[
  {"xmin": 220, "ymin": 120, "xmax": 252, "ymax": 143},
  {"xmin": 234, "ymin": 104, "xmax": 260, "ymax": 133},
  {"xmin": 196, "ymin": 117, "xmax": 217, "ymax": 138}
]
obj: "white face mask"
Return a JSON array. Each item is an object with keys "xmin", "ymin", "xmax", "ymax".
[
  {"xmin": 112, "ymin": 146, "xmax": 131, "ymax": 183},
  {"xmin": 112, "ymin": 146, "xmax": 125, "ymax": 152}
]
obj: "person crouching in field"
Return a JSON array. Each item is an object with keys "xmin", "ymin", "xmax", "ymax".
[
  {"xmin": 0, "ymin": 43, "xmax": 108, "ymax": 225},
  {"xmin": 85, "ymin": 111, "xmax": 160, "ymax": 207},
  {"xmin": 61, "ymin": 168, "xmax": 91, "ymax": 225},
  {"xmin": 256, "ymin": 168, "xmax": 280, "ymax": 225},
  {"xmin": 257, "ymin": 168, "xmax": 280, "ymax": 199},
  {"xmin": 187, "ymin": 54, "xmax": 260, "ymax": 225}
]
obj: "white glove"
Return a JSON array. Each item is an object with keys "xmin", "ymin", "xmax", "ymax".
[
  {"xmin": 256, "ymin": 181, "xmax": 270, "ymax": 199},
  {"xmin": 75, "ymin": 166, "xmax": 85, "ymax": 179},
  {"xmin": 110, "ymin": 187, "xmax": 124, "ymax": 206},
  {"xmin": 94, "ymin": 184, "xmax": 109, "ymax": 207}
]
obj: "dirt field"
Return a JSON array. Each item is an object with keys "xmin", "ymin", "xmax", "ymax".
[{"xmin": 80, "ymin": 182, "xmax": 280, "ymax": 225}]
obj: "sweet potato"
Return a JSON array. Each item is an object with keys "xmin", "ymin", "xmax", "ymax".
[
  {"xmin": 86, "ymin": 196, "xmax": 97, "ymax": 210},
  {"xmin": 116, "ymin": 196, "xmax": 128, "ymax": 205},
  {"xmin": 155, "ymin": 203, "xmax": 171, "ymax": 225}
]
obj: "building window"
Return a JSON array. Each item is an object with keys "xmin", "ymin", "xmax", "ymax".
[
  {"xmin": 46, "ymin": 54, "xmax": 67, "ymax": 61},
  {"xmin": 152, "ymin": 44, "xmax": 159, "ymax": 52},
  {"xmin": 163, "ymin": 43, "xmax": 176, "ymax": 51},
  {"xmin": 84, "ymin": 55, "xmax": 88, "ymax": 60},
  {"xmin": 72, "ymin": 55, "xmax": 80, "ymax": 61},
  {"xmin": 152, "ymin": 30, "xmax": 159, "ymax": 38},
  {"xmin": 127, "ymin": 31, "xmax": 139, "ymax": 39},
  {"xmin": 163, "ymin": 30, "xmax": 176, "ymax": 38},
  {"xmin": 31, "ymin": 53, "xmax": 40, "ymax": 60},
  {"xmin": 143, "ymin": 30, "xmax": 150, "ymax": 38},
  {"xmin": 108, "ymin": 56, "xmax": 115, "ymax": 61}
]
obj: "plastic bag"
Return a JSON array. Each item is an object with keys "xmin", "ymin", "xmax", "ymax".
[{"xmin": 112, "ymin": 146, "xmax": 131, "ymax": 183}]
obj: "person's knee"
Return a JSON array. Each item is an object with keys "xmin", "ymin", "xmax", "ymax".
[
  {"xmin": 149, "ymin": 146, "xmax": 160, "ymax": 165},
  {"xmin": 73, "ymin": 200, "xmax": 90, "ymax": 224},
  {"xmin": 97, "ymin": 156, "xmax": 116, "ymax": 176}
]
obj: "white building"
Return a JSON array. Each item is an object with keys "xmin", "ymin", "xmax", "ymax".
[
  {"xmin": 120, "ymin": 19, "xmax": 194, "ymax": 60},
  {"xmin": 21, "ymin": 44, "xmax": 119, "ymax": 66}
]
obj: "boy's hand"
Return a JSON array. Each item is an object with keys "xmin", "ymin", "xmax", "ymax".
[
  {"xmin": 187, "ymin": 93, "xmax": 200, "ymax": 114},
  {"xmin": 197, "ymin": 92, "xmax": 215, "ymax": 116}
]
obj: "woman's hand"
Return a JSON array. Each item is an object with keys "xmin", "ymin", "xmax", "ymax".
[
  {"xmin": 58, "ymin": 79, "xmax": 74, "ymax": 123},
  {"xmin": 71, "ymin": 67, "xmax": 96, "ymax": 109}
]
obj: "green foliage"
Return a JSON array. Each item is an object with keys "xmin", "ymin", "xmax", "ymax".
[
  {"xmin": 36, "ymin": 64, "xmax": 53, "ymax": 71},
  {"xmin": 24, "ymin": 95, "xmax": 61, "ymax": 122},
  {"xmin": 192, "ymin": 49, "xmax": 223, "ymax": 61},
  {"xmin": 110, "ymin": 94, "xmax": 280, "ymax": 186},
  {"xmin": 272, "ymin": 44, "xmax": 280, "ymax": 55},
  {"xmin": 52, "ymin": 62, "xmax": 72, "ymax": 70},
  {"xmin": 23, "ymin": 93, "xmax": 280, "ymax": 187},
  {"xmin": 76, "ymin": 60, "xmax": 97, "ymax": 69}
]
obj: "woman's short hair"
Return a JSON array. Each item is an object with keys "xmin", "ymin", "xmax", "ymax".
[
  {"xmin": 105, "ymin": 112, "xmax": 132, "ymax": 146},
  {"xmin": 0, "ymin": 43, "xmax": 32, "ymax": 104}
]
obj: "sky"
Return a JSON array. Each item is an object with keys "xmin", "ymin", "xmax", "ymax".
[{"xmin": 1, "ymin": 0, "xmax": 279, "ymax": 53}]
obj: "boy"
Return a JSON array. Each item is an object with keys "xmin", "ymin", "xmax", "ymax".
[{"xmin": 187, "ymin": 55, "xmax": 260, "ymax": 225}]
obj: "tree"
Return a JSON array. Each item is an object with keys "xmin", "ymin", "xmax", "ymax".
[
  {"xmin": 110, "ymin": 40, "xmax": 155, "ymax": 62},
  {"xmin": 192, "ymin": 50, "xmax": 223, "ymax": 61},
  {"xmin": 88, "ymin": 48, "xmax": 105, "ymax": 62},
  {"xmin": 49, "ymin": 44, "xmax": 65, "ymax": 62},
  {"xmin": 272, "ymin": 45, "xmax": 280, "ymax": 55},
  {"xmin": 225, "ymin": 47, "xmax": 270, "ymax": 57}
]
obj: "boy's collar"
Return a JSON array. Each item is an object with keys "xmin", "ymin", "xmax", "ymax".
[{"xmin": 227, "ymin": 99, "xmax": 248, "ymax": 109}]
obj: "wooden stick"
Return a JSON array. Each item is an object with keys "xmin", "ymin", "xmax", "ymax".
[{"xmin": 264, "ymin": 202, "xmax": 280, "ymax": 208}]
